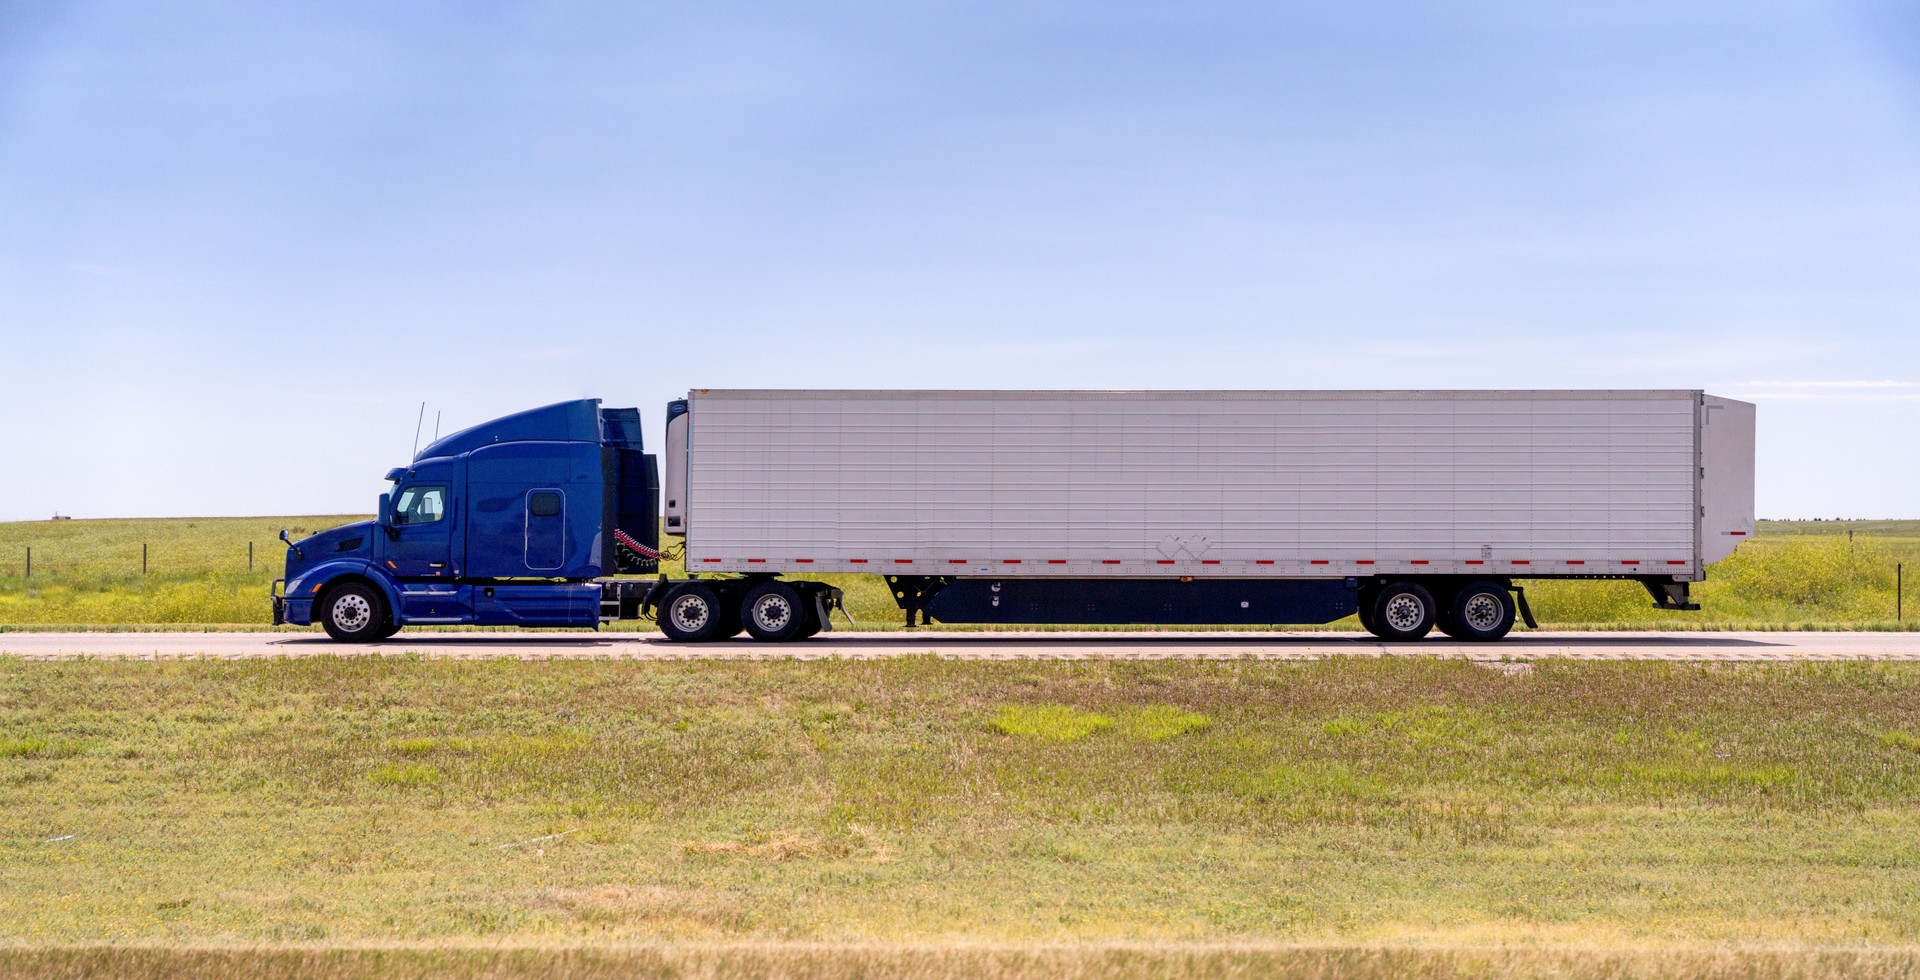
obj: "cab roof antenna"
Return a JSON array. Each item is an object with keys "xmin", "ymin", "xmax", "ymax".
[{"xmin": 411, "ymin": 401, "xmax": 426, "ymax": 459}]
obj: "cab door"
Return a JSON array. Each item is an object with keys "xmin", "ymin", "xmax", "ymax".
[
  {"xmin": 389, "ymin": 483, "xmax": 453, "ymax": 577},
  {"xmin": 525, "ymin": 489, "xmax": 565, "ymax": 571}
]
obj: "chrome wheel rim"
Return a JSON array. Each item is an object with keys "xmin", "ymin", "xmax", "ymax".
[
  {"xmin": 1382, "ymin": 593, "xmax": 1426, "ymax": 632},
  {"xmin": 1463, "ymin": 592, "xmax": 1504, "ymax": 631},
  {"xmin": 332, "ymin": 594, "xmax": 372, "ymax": 632},
  {"xmin": 753, "ymin": 594, "xmax": 793, "ymax": 631},
  {"xmin": 669, "ymin": 594, "xmax": 711, "ymax": 632}
]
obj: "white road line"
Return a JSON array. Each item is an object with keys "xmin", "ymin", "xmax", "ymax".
[{"xmin": 4, "ymin": 630, "xmax": 1920, "ymax": 661}]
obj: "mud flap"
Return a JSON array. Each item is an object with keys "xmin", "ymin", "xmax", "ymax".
[{"xmin": 1511, "ymin": 585, "xmax": 1539, "ymax": 629}]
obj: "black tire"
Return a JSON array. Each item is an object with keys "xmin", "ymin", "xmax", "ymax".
[
  {"xmin": 743, "ymin": 581, "xmax": 810, "ymax": 642},
  {"xmin": 797, "ymin": 589, "xmax": 825, "ymax": 638},
  {"xmin": 1356, "ymin": 587, "xmax": 1380, "ymax": 636},
  {"xmin": 319, "ymin": 581, "xmax": 390, "ymax": 643},
  {"xmin": 1370, "ymin": 581, "xmax": 1437, "ymax": 641},
  {"xmin": 659, "ymin": 583, "xmax": 729, "ymax": 642},
  {"xmin": 1446, "ymin": 581, "xmax": 1516, "ymax": 642}
]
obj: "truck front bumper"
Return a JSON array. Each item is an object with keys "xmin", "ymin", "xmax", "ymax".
[{"xmin": 271, "ymin": 579, "xmax": 315, "ymax": 626}]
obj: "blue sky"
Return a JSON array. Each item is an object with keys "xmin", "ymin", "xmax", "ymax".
[{"xmin": 2, "ymin": 1, "xmax": 1917, "ymax": 521}]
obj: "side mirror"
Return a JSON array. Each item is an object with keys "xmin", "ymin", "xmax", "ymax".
[
  {"xmin": 379, "ymin": 493, "xmax": 400, "ymax": 539},
  {"xmin": 279, "ymin": 528, "xmax": 304, "ymax": 560}
]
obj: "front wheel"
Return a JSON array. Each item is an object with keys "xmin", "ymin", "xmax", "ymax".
[
  {"xmin": 1369, "ymin": 582, "xmax": 1437, "ymax": 641},
  {"xmin": 319, "ymin": 582, "xmax": 390, "ymax": 643},
  {"xmin": 659, "ymin": 583, "xmax": 729, "ymax": 642}
]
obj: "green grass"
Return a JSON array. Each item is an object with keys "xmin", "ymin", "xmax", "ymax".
[
  {"xmin": 1, "ymin": 516, "xmax": 1916, "ymax": 629},
  {"xmin": 7, "ymin": 655, "xmax": 1920, "ymax": 959}
]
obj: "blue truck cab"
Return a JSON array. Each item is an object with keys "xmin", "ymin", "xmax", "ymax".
[{"xmin": 273, "ymin": 399, "xmax": 660, "ymax": 641}]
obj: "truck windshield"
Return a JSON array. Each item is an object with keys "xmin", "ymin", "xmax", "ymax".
[{"xmin": 394, "ymin": 486, "xmax": 446, "ymax": 526}]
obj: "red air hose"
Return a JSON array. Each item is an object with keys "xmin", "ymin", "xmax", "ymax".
[{"xmin": 613, "ymin": 528, "xmax": 666, "ymax": 561}]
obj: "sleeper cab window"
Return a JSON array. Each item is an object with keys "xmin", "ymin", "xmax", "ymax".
[
  {"xmin": 394, "ymin": 486, "xmax": 446, "ymax": 526},
  {"xmin": 529, "ymin": 491, "xmax": 563, "ymax": 518}
]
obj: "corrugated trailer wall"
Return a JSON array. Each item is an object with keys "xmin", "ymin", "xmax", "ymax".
[{"xmin": 682, "ymin": 390, "xmax": 1714, "ymax": 579}]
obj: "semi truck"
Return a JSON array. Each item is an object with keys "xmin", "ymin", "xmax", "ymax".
[{"xmin": 274, "ymin": 389, "xmax": 1756, "ymax": 644}]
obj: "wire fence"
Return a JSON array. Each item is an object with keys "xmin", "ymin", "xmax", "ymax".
[{"xmin": 8, "ymin": 542, "xmax": 272, "ymax": 579}]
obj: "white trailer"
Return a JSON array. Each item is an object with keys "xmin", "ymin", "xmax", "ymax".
[{"xmin": 652, "ymin": 389, "xmax": 1755, "ymax": 642}]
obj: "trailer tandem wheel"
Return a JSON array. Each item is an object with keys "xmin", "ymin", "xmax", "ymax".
[{"xmin": 1369, "ymin": 581, "xmax": 1437, "ymax": 642}]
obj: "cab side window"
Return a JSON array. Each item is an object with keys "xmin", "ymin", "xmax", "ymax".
[{"xmin": 394, "ymin": 486, "xmax": 447, "ymax": 526}]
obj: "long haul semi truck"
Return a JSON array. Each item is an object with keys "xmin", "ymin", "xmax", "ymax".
[{"xmin": 273, "ymin": 389, "xmax": 1756, "ymax": 643}]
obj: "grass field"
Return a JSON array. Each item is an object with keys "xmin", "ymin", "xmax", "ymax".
[
  {"xmin": 5, "ymin": 656, "xmax": 1920, "ymax": 977},
  {"xmin": 0, "ymin": 517, "xmax": 1915, "ymax": 629}
]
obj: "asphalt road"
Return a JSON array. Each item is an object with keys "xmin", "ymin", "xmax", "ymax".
[{"xmin": 4, "ymin": 629, "xmax": 1920, "ymax": 661}]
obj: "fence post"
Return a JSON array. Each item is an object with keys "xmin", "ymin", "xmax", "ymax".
[
  {"xmin": 142, "ymin": 543, "xmax": 148, "ymax": 575},
  {"xmin": 23, "ymin": 547, "xmax": 28, "ymax": 578},
  {"xmin": 1900, "ymin": 563, "xmax": 1904, "ymax": 623},
  {"xmin": 249, "ymin": 541, "xmax": 254, "ymax": 571}
]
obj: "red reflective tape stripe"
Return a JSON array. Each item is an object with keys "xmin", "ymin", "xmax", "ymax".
[
  {"xmin": 949, "ymin": 559, "xmax": 967, "ymax": 564},
  {"xmin": 701, "ymin": 558, "xmax": 721, "ymax": 563},
  {"xmin": 1201, "ymin": 560, "xmax": 1220, "ymax": 565},
  {"xmin": 1510, "ymin": 560, "xmax": 1530, "ymax": 565},
  {"xmin": 894, "ymin": 559, "xmax": 913, "ymax": 564},
  {"xmin": 1102, "ymin": 560, "xmax": 1121, "ymax": 565},
  {"xmin": 1256, "ymin": 560, "xmax": 1275, "ymax": 565},
  {"xmin": 1355, "ymin": 560, "xmax": 1374, "ymax": 565},
  {"xmin": 1047, "ymin": 559, "xmax": 1067, "ymax": 564},
  {"xmin": 1729, "ymin": 531, "xmax": 1748, "ymax": 536},
  {"xmin": 794, "ymin": 558, "xmax": 813, "ymax": 563},
  {"xmin": 1622, "ymin": 560, "xmax": 1640, "ymax": 565},
  {"xmin": 1668, "ymin": 560, "xmax": 1688, "ymax": 565},
  {"xmin": 1156, "ymin": 559, "xmax": 1176, "ymax": 565},
  {"xmin": 1411, "ymin": 560, "xmax": 1429, "ymax": 565},
  {"xmin": 1003, "ymin": 559, "xmax": 1022, "ymax": 564},
  {"xmin": 849, "ymin": 558, "xmax": 868, "ymax": 564},
  {"xmin": 1310, "ymin": 560, "xmax": 1329, "ymax": 565},
  {"xmin": 1465, "ymin": 560, "xmax": 1484, "ymax": 565},
  {"xmin": 1567, "ymin": 560, "xmax": 1585, "ymax": 565},
  {"xmin": 746, "ymin": 558, "xmax": 766, "ymax": 563}
]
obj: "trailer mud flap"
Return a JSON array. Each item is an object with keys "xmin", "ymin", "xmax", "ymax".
[{"xmin": 1511, "ymin": 585, "xmax": 1539, "ymax": 629}]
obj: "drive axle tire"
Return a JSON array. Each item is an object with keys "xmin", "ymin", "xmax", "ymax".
[
  {"xmin": 319, "ymin": 582, "xmax": 390, "ymax": 643},
  {"xmin": 1370, "ymin": 582, "xmax": 1437, "ymax": 642},
  {"xmin": 659, "ymin": 583, "xmax": 729, "ymax": 642},
  {"xmin": 1446, "ymin": 581, "xmax": 1516, "ymax": 642},
  {"xmin": 743, "ymin": 581, "xmax": 810, "ymax": 642}
]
